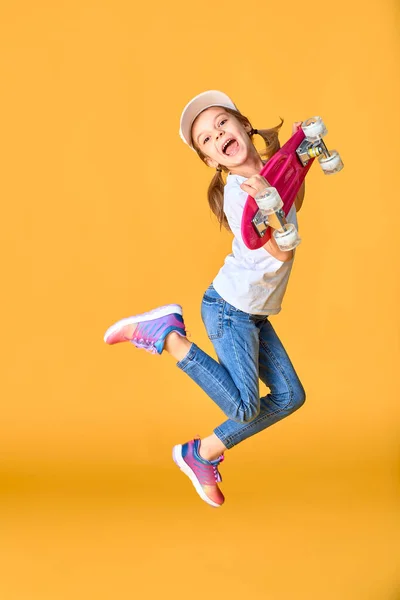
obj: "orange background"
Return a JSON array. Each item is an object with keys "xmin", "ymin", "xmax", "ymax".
[{"xmin": 0, "ymin": 0, "xmax": 399, "ymax": 598}]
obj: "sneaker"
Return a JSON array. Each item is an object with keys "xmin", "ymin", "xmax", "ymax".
[
  {"xmin": 172, "ymin": 438, "xmax": 225, "ymax": 508},
  {"xmin": 104, "ymin": 304, "xmax": 187, "ymax": 354}
]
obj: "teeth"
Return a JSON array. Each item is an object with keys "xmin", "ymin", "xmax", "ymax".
[{"xmin": 222, "ymin": 138, "xmax": 234, "ymax": 153}]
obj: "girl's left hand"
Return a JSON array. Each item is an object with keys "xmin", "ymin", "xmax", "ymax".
[{"xmin": 292, "ymin": 121, "xmax": 303, "ymax": 135}]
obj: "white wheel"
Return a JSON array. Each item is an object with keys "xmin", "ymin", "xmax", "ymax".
[
  {"xmin": 273, "ymin": 223, "xmax": 301, "ymax": 251},
  {"xmin": 318, "ymin": 150, "xmax": 344, "ymax": 175},
  {"xmin": 255, "ymin": 186, "xmax": 283, "ymax": 215},
  {"xmin": 302, "ymin": 116, "xmax": 327, "ymax": 142}
]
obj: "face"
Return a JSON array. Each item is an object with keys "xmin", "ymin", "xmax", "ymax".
[{"xmin": 191, "ymin": 106, "xmax": 261, "ymax": 173}]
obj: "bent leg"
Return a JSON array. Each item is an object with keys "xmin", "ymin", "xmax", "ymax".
[
  {"xmin": 214, "ymin": 317, "xmax": 306, "ymax": 449},
  {"xmin": 175, "ymin": 287, "xmax": 262, "ymax": 423}
]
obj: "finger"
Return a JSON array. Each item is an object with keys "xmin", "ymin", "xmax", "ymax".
[
  {"xmin": 242, "ymin": 176, "xmax": 264, "ymax": 189},
  {"xmin": 240, "ymin": 183, "xmax": 258, "ymax": 195},
  {"xmin": 240, "ymin": 182, "xmax": 256, "ymax": 191}
]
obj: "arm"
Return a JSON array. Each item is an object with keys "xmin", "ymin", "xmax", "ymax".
[
  {"xmin": 224, "ymin": 181, "xmax": 294, "ymax": 266},
  {"xmin": 294, "ymin": 181, "xmax": 305, "ymax": 212},
  {"xmin": 262, "ymin": 232, "xmax": 293, "ymax": 262},
  {"xmin": 239, "ymin": 174, "xmax": 294, "ymax": 262}
]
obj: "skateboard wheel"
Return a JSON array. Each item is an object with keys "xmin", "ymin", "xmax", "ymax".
[
  {"xmin": 273, "ymin": 223, "xmax": 301, "ymax": 252},
  {"xmin": 254, "ymin": 186, "xmax": 283, "ymax": 215},
  {"xmin": 301, "ymin": 116, "xmax": 327, "ymax": 142},
  {"xmin": 318, "ymin": 150, "xmax": 344, "ymax": 175}
]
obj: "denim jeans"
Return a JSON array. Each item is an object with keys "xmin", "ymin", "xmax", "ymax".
[{"xmin": 176, "ymin": 283, "xmax": 306, "ymax": 449}]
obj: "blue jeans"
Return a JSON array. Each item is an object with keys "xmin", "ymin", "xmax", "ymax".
[{"xmin": 176, "ymin": 283, "xmax": 306, "ymax": 449}]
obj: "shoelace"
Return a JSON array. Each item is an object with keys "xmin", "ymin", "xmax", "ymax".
[
  {"xmin": 132, "ymin": 338, "xmax": 158, "ymax": 354},
  {"xmin": 213, "ymin": 454, "xmax": 224, "ymax": 482},
  {"xmin": 193, "ymin": 435, "xmax": 225, "ymax": 483}
]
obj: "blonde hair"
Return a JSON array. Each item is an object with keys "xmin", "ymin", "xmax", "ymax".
[{"xmin": 192, "ymin": 107, "xmax": 283, "ymax": 232}]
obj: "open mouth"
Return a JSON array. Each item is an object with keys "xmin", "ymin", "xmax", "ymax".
[{"xmin": 222, "ymin": 138, "xmax": 239, "ymax": 156}]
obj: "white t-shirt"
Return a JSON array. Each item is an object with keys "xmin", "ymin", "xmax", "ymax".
[{"xmin": 212, "ymin": 172, "xmax": 298, "ymax": 316}]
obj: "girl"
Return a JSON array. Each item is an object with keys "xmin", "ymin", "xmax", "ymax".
[{"xmin": 104, "ymin": 90, "xmax": 306, "ymax": 508}]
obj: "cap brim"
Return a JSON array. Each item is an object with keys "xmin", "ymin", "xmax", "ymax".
[{"xmin": 179, "ymin": 90, "xmax": 238, "ymax": 150}]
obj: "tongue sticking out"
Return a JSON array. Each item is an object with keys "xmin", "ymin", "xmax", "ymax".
[{"xmin": 224, "ymin": 140, "xmax": 239, "ymax": 156}]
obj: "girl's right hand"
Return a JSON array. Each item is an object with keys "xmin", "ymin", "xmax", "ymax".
[
  {"xmin": 240, "ymin": 174, "xmax": 271, "ymax": 198},
  {"xmin": 292, "ymin": 121, "xmax": 303, "ymax": 135}
]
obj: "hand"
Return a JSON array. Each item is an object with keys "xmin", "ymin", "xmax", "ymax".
[
  {"xmin": 240, "ymin": 174, "xmax": 271, "ymax": 198},
  {"xmin": 292, "ymin": 121, "xmax": 303, "ymax": 135}
]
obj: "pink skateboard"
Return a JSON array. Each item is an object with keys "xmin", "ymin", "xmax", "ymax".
[{"xmin": 241, "ymin": 117, "xmax": 343, "ymax": 251}]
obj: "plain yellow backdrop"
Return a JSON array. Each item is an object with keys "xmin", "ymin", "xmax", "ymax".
[{"xmin": 0, "ymin": 0, "xmax": 399, "ymax": 598}]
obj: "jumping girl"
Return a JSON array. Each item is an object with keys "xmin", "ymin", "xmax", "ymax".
[{"xmin": 104, "ymin": 90, "xmax": 306, "ymax": 508}]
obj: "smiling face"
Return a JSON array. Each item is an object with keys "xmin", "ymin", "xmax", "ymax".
[{"xmin": 191, "ymin": 106, "xmax": 263, "ymax": 175}]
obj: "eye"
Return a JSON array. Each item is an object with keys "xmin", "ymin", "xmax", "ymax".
[{"xmin": 202, "ymin": 119, "xmax": 227, "ymax": 144}]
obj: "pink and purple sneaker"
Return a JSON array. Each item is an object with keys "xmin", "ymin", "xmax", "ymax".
[
  {"xmin": 104, "ymin": 304, "xmax": 187, "ymax": 354},
  {"xmin": 172, "ymin": 438, "xmax": 225, "ymax": 508}
]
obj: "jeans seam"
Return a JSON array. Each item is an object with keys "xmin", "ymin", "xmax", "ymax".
[
  {"xmin": 259, "ymin": 336, "xmax": 294, "ymax": 406},
  {"xmin": 175, "ymin": 343, "xmax": 196, "ymax": 369},
  {"xmin": 220, "ymin": 398, "xmax": 294, "ymax": 448},
  {"xmin": 202, "ymin": 300, "xmax": 224, "ymax": 339},
  {"xmin": 227, "ymin": 315, "xmax": 258, "ymax": 421},
  {"xmin": 213, "ymin": 426, "xmax": 230, "ymax": 447},
  {"xmin": 178, "ymin": 348, "xmax": 245, "ymax": 422}
]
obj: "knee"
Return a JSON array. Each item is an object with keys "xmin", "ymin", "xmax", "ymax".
[
  {"xmin": 290, "ymin": 384, "xmax": 306, "ymax": 411},
  {"xmin": 233, "ymin": 405, "xmax": 260, "ymax": 424},
  {"xmin": 244, "ymin": 406, "xmax": 261, "ymax": 423}
]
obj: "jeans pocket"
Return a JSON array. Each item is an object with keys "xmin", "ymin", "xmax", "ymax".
[{"xmin": 201, "ymin": 295, "xmax": 225, "ymax": 339}]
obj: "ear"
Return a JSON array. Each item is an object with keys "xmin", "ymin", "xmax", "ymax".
[
  {"xmin": 205, "ymin": 158, "xmax": 219, "ymax": 169},
  {"xmin": 244, "ymin": 122, "xmax": 252, "ymax": 134}
]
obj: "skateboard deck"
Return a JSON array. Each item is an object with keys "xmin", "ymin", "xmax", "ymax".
[{"xmin": 241, "ymin": 128, "xmax": 314, "ymax": 250}]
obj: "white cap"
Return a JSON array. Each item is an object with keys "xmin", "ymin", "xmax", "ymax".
[{"xmin": 179, "ymin": 90, "xmax": 238, "ymax": 150}]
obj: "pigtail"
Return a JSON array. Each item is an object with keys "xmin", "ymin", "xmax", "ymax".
[
  {"xmin": 251, "ymin": 118, "xmax": 284, "ymax": 161},
  {"xmin": 207, "ymin": 168, "xmax": 230, "ymax": 232}
]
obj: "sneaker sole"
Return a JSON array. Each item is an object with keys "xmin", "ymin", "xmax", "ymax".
[
  {"xmin": 104, "ymin": 304, "xmax": 183, "ymax": 343},
  {"xmin": 172, "ymin": 444, "xmax": 222, "ymax": 508}
]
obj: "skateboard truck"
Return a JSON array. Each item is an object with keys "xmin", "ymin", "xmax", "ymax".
[
  {"xmin": 296, "ymin": 117, "xmax": 344, "ymax": 175},
  {"xmin": 252, "ymin": 207, "xmax": 299, "ymax": 251},
  {"xmin": 252, "ymin": 209, "xmax": 270, "ymax": 238},
  {"xmin": 296, "ymin": 137, "xmax": 329, "ymax": 167},
  {"xmin": 252, "ymin": 208, "xmax": 287, "ymax": 238}
]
